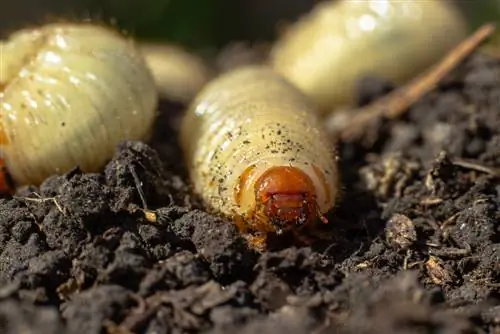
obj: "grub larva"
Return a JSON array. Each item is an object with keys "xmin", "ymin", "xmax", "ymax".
[
  {"xmin": 139, "ymin": 43, "xmax": 214, "ymax": 104},
  {"xmin": 270, "ymin": 0, "xmax": 469, "ymax": 115},
  {"xmin": 180, "ymin": 66, "xmax": 339, "ymax": 250},
  {"xmin": 0, "ymin": 22, "xmax": 158, "ymax": 193}
]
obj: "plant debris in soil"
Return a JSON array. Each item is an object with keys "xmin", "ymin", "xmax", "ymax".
[{"xmin": 0, "ymin": 50, "xmax": 500, "ymax": 334}]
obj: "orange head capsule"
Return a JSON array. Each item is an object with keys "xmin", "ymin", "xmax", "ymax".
[{"xmin": 254, "ymin": 166, "xmax": 327, "ymax": 233}]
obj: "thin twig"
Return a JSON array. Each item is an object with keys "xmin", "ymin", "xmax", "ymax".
[
  {"xmin": 450, "ymin": 157, "xmax": 500, "ymax": 176},
  {"xmin": 14, "ymin": 192, "xmax": 66, "ymax": 215},
  {"xmin": 128, "ymin": 164, "xmax": 148, "ymax": 210},
  {"xmin": 331, "ymin": 23, "xmax": 497, "ymax": 142}
]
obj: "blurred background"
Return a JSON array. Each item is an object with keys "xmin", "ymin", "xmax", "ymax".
[
  {"xmin": 1, "ymin": 0, "xmax": 311, "ymax": 51},
  {"xmin": 1, "ymin": 0, "xmax": 499, "ymax": 53}
]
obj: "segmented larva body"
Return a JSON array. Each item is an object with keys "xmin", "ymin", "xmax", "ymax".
[
  {"xmin": 0, "ymin": 23, "xmax": 158, "ymax": 192},
  {"xmin": 139, "ymin": 43, "xmax": 214, "ymax": 104},
  {"xmin": 180, "ymin": 66, "xmax": 339, "ymax": 249},
  {"xmin": 270, "ymin": 0, "xmax": 469, "ymax": 115}
]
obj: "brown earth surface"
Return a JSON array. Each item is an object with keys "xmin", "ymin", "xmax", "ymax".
[{"xmin": 0, "ymin": 50, "xmax": 499, "ymax": 334}]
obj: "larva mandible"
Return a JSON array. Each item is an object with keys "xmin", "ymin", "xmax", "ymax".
[
  {"xmin": 270, "ymin": 0, "xmax": 469, "ymax": 115},
  {"xmin": 180, "ymin": 66, "xmax": 339, "ymax": 250},
  {"xmin": 139, "ymin": 43, "xmax": 214, "ymax": 104},
  {"xmin": 0, "ymin": 22, "xmax": 158, "ymax": 193}
]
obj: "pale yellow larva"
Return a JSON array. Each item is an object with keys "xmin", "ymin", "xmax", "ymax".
[
  {"xmin": 0, "ymin": 22, "xmax": 158, "ymax": 191},
  {"xmin": 270, "ymin": 0, "xmax": 469, "ymax": 115},
  {"xmin": 139, "ymin": 43, "xmax": 214, "ymax": 104},
  {"xmin": 180, "ymin": 66, "xmax": 339, "ymax": 250}
]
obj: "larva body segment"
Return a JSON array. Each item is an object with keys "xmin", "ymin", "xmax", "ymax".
[
  {"xmin": 0, "ymin": 23, "xmax": 158, "ymax": 189},
  {"xmin": 270, "ymin": 0, "xmax": 469, "ymax": 115},
  {"xmin": 139, "ymin": 43, "xmax": 214, "ymax": 104},
  {"xmin": 180, "ymin": 66, "xmax": 339, "ymax": 249}
]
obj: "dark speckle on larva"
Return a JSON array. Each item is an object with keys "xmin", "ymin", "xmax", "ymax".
[
  {"xmin": 180, "ymin": 66, "xmax": 339, "ymax": 250},
  {"xmin": 0, "ymin": 22, "xmax": 158, "ymax": 192}
]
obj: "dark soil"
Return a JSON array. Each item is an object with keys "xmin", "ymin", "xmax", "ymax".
[{"xmin": 1, "ymin": 50, "xmax": 500, "ymax": 334}]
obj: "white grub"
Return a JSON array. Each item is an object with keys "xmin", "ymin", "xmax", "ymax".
[
  {"xmin": 0, "ymin": 22, "xmax": 158, "ymax": 186},
  {"xmin": 180, "ymin": 66, "xmax": 339, "ymax": 235},
  {"xmin": 139, "ymin": 42, "xmax": 214, "ymax": 104},
  {"xmin": 270, "ymin": 0, "xmax": 469, "ymax": 115}
]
